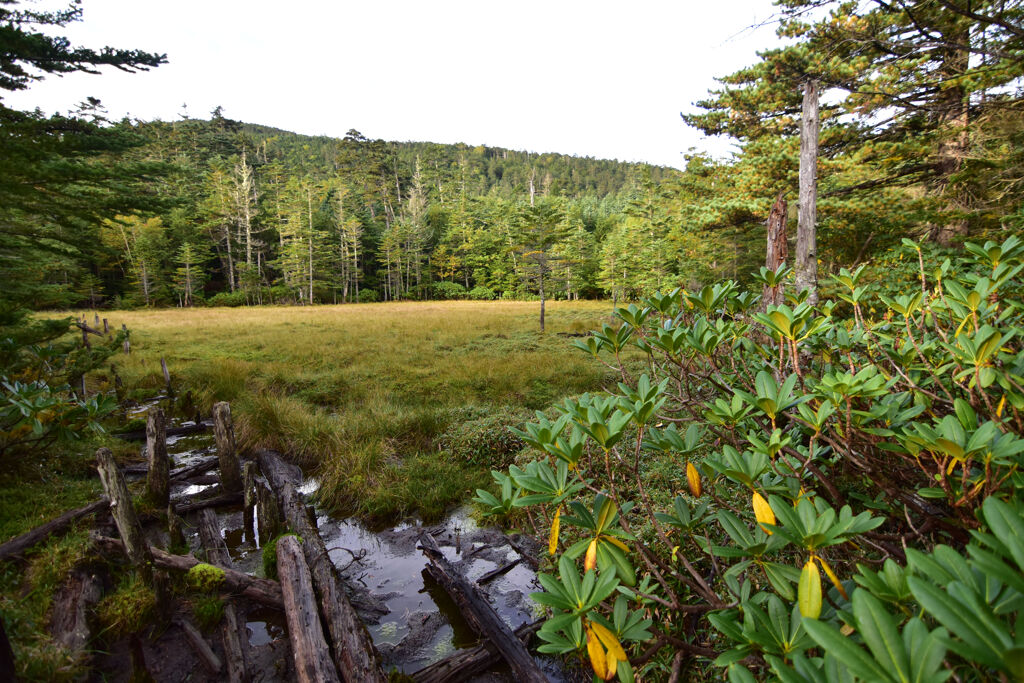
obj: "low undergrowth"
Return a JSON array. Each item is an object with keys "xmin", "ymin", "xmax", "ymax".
[{"xmin": 105, "ymin": 300, "xmax": 614, "ymax": 521}]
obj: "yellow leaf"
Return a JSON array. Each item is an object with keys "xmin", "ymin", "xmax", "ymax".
[
  {"xmin": 548, "ymin": 507, "xmax": 561, "ymax": 556},
  {"xmin": 605, "ymin": 535, "xmax": 630, "ymax": 553},
  {"xmin": 591, "ymin": 621, "xmax": 628, "ymax": 662},
  {"xmin": 799, "ymin": 559, "xmax": 822, "ymax": 619},
  {"xmin": 585, "ymin": 538, "xmax": 598, "ymax": 571},
  {"xmin": 816, "ymin": 555, "xmax": 848, "ymax": 600},
  {"xmin": 586, "ymin": 625, "xmax": 609, "ymax": 680},
  {"xmin": 686, "ymin": 462, "xmax": 702, "ymax": 497},
  {"xmin": 752, "ymin": 492, "xmax": 775, "ymax": 534},
  {"xmin": 596, "ymin": 496, "xmax": 615, "ymax": 531},
  {"xmin": 997, "ymin": 395, "xmax": 1006, "ymax": 417}
]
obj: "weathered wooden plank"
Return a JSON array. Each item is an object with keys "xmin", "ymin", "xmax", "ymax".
[
  {"xmin": 256, "ymin": 448, "xmax": 386, "ymax": 683},
  {"xmin": 176, "ymin": 616, "xmax": 222, "ymax": 674},
  {"xmin": 49, "ymin": 566, "xmax": 102, "ymax": 656},
  {"xmin": 276, "ymin": 535, "xmax": 341, "ymax": 683}
]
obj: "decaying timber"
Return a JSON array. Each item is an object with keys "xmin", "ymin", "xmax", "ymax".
[{"xmin": 276, "ymin": 535, "xmax": 341, "ymax": 683}]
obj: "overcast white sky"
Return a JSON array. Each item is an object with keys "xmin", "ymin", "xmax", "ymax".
[{"xmin": 7, "ymin": 0, "xmax": 782, "ymax": 169}]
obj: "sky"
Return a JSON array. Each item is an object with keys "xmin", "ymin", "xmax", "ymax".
[{"xmin": 7, "ymin": 0, "xmax": 783, "ymax": 169}]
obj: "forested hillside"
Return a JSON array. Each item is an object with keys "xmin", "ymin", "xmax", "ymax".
[{"xmin": 73, "ymin": 115, "xmax": 676, "ymax": 308}]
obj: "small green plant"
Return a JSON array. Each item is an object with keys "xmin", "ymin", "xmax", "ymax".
[
  {"xmin": 191, "ymin": 595, "xmax": 224, "ymax": 632},
  {"xmin": 96, "ymin": 573, "xmax": 157, "ymax": 639}
]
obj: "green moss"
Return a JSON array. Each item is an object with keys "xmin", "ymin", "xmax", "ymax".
[
  {"xmin": 185, "ymin": 563, "xmax": 225, "ymax": 593},
  {"xmin": 191, "ymin": 594, "xmax": 224, "ymax": 632},
  {"xmin": 261, "ymin": 533, "xmax": 301, "ymax": 580},
  {"xmin": 96, "ymin": 572, "xmax": 157, "ymax": 639}
]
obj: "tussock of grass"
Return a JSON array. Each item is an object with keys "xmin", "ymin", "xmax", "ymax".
[
  {"xmin": 95, "ymin": 572, "xmax": 157, "ymax": 639},
  {"xmin": 103, "ymin": 301, "xmax": 614, "ymax": 521}
]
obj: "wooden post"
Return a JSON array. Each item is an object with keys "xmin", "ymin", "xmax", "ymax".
[
  {"xmin": 276, "ymin": 535, "xmax": 342, "ymax": 683},
  {"xmin": 160, "ymin": 357, "xmax": 174, "ymax": 398},
  {"xmin": 212, "ymin": 402, "xmax": 243, "ymax": 493},
  {"xmin": 103, "ymin": 318, "xmax": 109, "ymax": 335},
  {"xmin": 122, "ymin": 323, "xmax": 131, "ymax": 354},
  {"xmin": 146, "ymin": 408, "xmax": 170, "ymax": 507},
  {"xmin": 96, "ymin": 448, "xmax": 153, "ymax": 580},
  {"xmin": 257, "ymin": 449, "xmax": 386, "ymax": 682},
  {"xmin": 764, "ymin": 192, "xmax": 788, "ymax": 309},
  {"xmin": 94, "ymin": 313, "xmax": 100, "ymax": 327},
  {"xmin": 198, "ymin": 509, "xmax": 249, "ymax": 683},
  {"xmin": 795, "ymin": 79, "xmax": 820, "ymax": 304},
  {"xmin": 167, "ymin": 505, "xmax": 185, "ymax": 551},
  {"xmin": 81, "ymin": 324, "xmax": 90, "ymax": 349},
  {"xmin": 256, "ymin": 483, "xmax": 281, "ymax": 543},
  {"xmin": 419, "ymin": 533, "xmax": 547, "ymax": 682},
  {"xmin": 242, "ymin": 462, "xmax": 256, "ymax": 536}
]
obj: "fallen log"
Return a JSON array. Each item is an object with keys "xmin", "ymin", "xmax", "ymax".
[
  {"xmin": 411, "ymin": 620, "xmax": 542, "ymax": 683},
  {"xmin": 256, "ymin": 449, "xmax": 386, "ymax": 683},
  {"xmin": 198, "ymin": 508, "xmax": 248, "ymax": 683},
  {"xmin": 0, "ymin": 499, "xmax": 108, "ymax": 562},
  {"xmin": 114, "ymin": 422, "xmax": 209, "ymax": 442},
  {"xmin": 277, "ymin": 535, "xmax": 341, "ymax": 683},
  {"xmin": 49, "ymin": 566, "xmax": 102, "ymax": 656},
  {"xmin": 419, "ymin": 533, "xmax": 547, "ymax": 683},
  {"xmin": 176, "ymin": 616, "xmax": 222, "ymax": 674},
  {"xmin": 93, "ymin": 535, "xmax": 283, "ymax": 609},
  {"xmin": 477, "ymin": 558, "xmax": 521, "ymax": 585},
  {"xmin": 174, "ymin": 492, "xmax": 243, "ymax": 515}
]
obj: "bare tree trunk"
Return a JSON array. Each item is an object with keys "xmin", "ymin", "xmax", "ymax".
[
  {"xmin": 764, "ymin": 192, "xmax": 788, "ymax": 308},
  {"xmin": 795, "ymin": 80, "xmax": 819, "ymax": 305}
]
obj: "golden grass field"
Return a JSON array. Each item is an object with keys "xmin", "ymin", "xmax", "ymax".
[{"xmin": 102, "ymin": 300, "xmax": 615, "ymax": 521}]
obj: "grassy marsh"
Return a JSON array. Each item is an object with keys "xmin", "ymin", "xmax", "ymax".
[{"xmin": 105, "ymin": 300, "xmax": 614, "ymax": 521}]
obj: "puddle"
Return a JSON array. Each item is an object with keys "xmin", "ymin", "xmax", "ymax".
[{"xmin": 135, "ymin": 405, "xmax": 565, "ymax": 679}]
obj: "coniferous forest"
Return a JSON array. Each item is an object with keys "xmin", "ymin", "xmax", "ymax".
[{"xmin": 3, "ymin": 1, "xmax": 1024, "ymax": 682}]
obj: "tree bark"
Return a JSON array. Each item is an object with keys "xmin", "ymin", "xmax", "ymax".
[
  {"xmin": 256, "ymin": 483, "xmax": 281, "ymax": 543},
  {"xmin": 174, "ymin": 492, "xmax": 244, "ymax": 515},
  {"xmin": 276, "ymin": 535, "xmax": 341, "ymax": 683},
  {"xmin": 93, "ymin": 535, "xmax": 284, "ymax": 608},
  {"xmin": 419, "ymin": 533, "xmax": 547, "ymax": 682},
  {"xmin": 49, "ymin": 566, "xmax": 102, "ymax": 656},
  {"xmin": 146, "ymin": 407, "xmax": 170, "ymax": 507},
  {"xmin": 764, "ymin": 192, "xmax": 788, "ymax": 308},
  {"xmin": 256, "ymin": 449, "xmax": 386, "ymax": 683},
  {"xmin": 96, "ymin": 447, "xmax": 154, "ymax": 581},
  {"xmin": 242, "ymin": 462, "xmax": 256, "ymax": 535},
  {"xmin": 198, "ymin": 509, "xmax": 248, "ymax": 683},
  {"xmin": 212, "ymin": 402, "xmax": 243, "ymax": 493},
  {"xmin": 0, "ymin": 499, "xmax": 107, "ymax": 562},
  {"xmin": 795, "ymin": 79, "xmax": 819, "ymax": 305}
]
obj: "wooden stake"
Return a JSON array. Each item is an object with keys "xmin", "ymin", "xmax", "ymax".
[
  {"xmin": 160, "ymin": 357, "xmax": 174, "ymax": 398},
  {"xmin": 276, "ymin": 535, "xmax": 341, "ymax": 683},
  {"xmin": 242, "ymin": 462, "xmax": 256, "ymax": 536},
  {"xmin": 198, "ymin": 509, "xmax": 249, "ymax": 683},
  {"xmin": 167, "ymin": 505, "xmax": 185, "ymax": 551},
  {"xmin": 146, "ymin": 408, "xmax": 170, "ymax": 507},
  {"xmin": 122, "ymin": 323, "xmax": 130, "ymax": 354},
  {"xmin": 96, "ymin": 448, "xmax": 153, "ymax": 581},
  {"xmin": 212, "ymin": 403, "xmax": 243, "ymax": 493},
  {"xmin": 103, "ymin": 318, "xmax": 109, "ymax": 335},
  {"xmin": 256, "ymin": 483, "xmax": 281, "ymax": 543}
]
